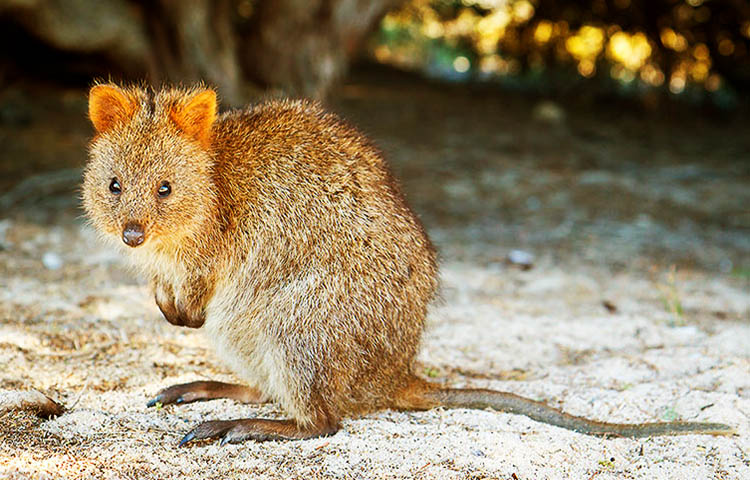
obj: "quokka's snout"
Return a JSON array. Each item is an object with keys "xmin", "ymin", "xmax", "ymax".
[{"xmin": 122, "ymin": 222, "xmax": 145, "ymax": 247}]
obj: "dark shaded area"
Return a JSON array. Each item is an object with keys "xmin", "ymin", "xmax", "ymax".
[
  {"xmin": 0, "ymin": 22, "xmax": 120, "ymax": 87},
  {"xmin": 334, "ymin": 66, "xmax": 749, "ymax": 273},
  {"xmin": 0, "ymin": 0, "xmax": 400, "ymax": 103}
]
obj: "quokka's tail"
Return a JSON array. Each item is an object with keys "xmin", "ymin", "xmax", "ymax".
[{"xmin": 395, "ymin": 378, "xmax": 735, "ymax": 438}]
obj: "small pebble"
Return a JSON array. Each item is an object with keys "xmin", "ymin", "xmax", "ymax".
[
  {"xmin": 507, "ymin": 249, "xmax": 535, "ymax": 269},
  {"xmin": 602, "ymin": 300, "xmax": 618, "ymax": 313},
  {"xmin": 0, "ymin": 219, "xmax": 11, "ymax": 249},
  {"xmin": 532, "ymin": 100, "xmax": 565, "ymax": 124},
  {"xmin": 42, "ymin": 251, "xmax": 63, "ymax": 270}
]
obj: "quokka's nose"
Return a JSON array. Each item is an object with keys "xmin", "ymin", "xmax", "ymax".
[{"xmin": 122, "ymin": 222, "xmax": 145, "ymax": 247}]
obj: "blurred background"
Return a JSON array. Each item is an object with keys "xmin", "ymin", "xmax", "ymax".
[
  {"xmin": 0, "ymin": 0, "xmax": 748, "ymax": 273},
  {"xmin": 2, "ymin": 0, "xmax": 750, "ymax": 104}
]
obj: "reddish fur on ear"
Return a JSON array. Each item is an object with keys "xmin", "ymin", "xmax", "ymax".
[
  {"xmin": 89, "ymin": 85, "xmax": 138, "ymax": 133},
  {"xmin": 170, "ymin": 89, "xmax": 217, "ymax": 145}
]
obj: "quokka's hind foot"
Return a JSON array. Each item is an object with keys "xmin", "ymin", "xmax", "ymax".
[
  {"xmin": 178, "ymin": 417, "xmax": 340, "ymax": 446},
  {"xmin": 146, "ymin": 381, "xmax": 267, "ymax": 407}
]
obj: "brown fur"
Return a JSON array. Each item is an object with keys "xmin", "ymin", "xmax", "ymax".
[{"xmin": 82, "ymin": 84, "xmax": 734, "ymax": 444}]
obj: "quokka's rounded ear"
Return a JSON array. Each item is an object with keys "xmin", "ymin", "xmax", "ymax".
[
  {"xmin": 89, "ymin": 84, "xmax": 138, "ymax": 134},
  {"xmin": 169, "ymin": 89, "xmax": 217, "ymax": 145}
]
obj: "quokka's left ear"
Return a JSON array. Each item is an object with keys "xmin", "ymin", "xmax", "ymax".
[{"xmin": 169, "ymin": 88, "xmax": 217, "ymax": 145}]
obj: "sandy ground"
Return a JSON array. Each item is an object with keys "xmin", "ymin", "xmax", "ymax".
[{"xmin": 0, "ymin": 70, "xmax": 748, "ymax": 479}]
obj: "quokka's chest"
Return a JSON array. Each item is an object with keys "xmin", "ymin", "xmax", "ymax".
[{"xmin": 202, "ymin": 278, "xmax": 290, "ymax": 396}]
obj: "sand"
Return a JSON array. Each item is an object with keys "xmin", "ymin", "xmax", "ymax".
[{"xmin": 1, "ymin": 72, "xmax": 748, "ymax": 479}]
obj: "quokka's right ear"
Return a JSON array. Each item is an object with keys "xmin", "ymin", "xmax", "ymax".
[
  {"xmin": 88, "ymin": 84, "xmax": 138, "ymax": 134},
  {"xmin": 169, "ymin": 88, "xmax": 217, "ymax": 145}
]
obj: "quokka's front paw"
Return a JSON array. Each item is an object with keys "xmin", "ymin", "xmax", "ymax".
[
  {"xmin": 154, "ymin": 295, "xmax": 204, "ymax": 328},
  {"xmin": 174, "ymin": 300, "xmax": 205, "ymax": 328},
  {"xmin": 155, "ymin": 296, "xmax": 179, "ymax": 325}
]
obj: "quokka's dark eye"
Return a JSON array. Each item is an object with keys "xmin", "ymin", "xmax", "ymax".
[
  {"xmin": 157, "ymin": 181, "xmax": 171, "ymax": 198},
  {"xmin": 109, "ymin": 178, "xmax": 122, "ymax": 194}
]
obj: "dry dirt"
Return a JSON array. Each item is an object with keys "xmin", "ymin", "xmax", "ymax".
[{"xmin": 0, "ymin": 69, "xmax": 748, "ymax": 479}]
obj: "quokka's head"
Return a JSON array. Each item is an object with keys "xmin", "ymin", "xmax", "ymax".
[{"xmin": 82, "ymin": 83, "xmax": 218, "ymax": 250}]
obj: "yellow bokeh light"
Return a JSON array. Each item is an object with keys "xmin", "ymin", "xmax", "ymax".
[
  {"xmin": 669, "ymin": 73, "xmax": 686, "ymax": 94},
  {"xmin": 690, "ymin": 61, "xmax": 709, "ymax": 82},
  {"xmin": 743, "ymin": 22, "xmax": 750, "ymax": 38},
  {"xmin": 376, "ymin": 0, "xmax": 730, "ymax": 94},
  {"xmin": 374, "ymin": 45, "xmax": 391, "ymax": 62},
  {"xmin": 534, "ymin": 21, "xmax": 553, "ymax": 44},
  {"xmin": 718, "ymin": 38, "xmax": 735, "ymax": 56},
  {"xmin": 477, "ymin": 8, "xmax": 511, "ymax": 34},
  {"xmin": 611, "ymin": 63, "xmax": 624, "ymax": 79},
  {"xmin": 381, "ymin": 14, "xmax": 399, "ymax": 31},
  {"xmin": 620, "ymin": 68, "xmax": 636, "ymax": 82},
  {"xmin": 639, "ymin": 63, "xmax": 665, "ymax": 86},
  {"xmin": 422, "ymin": 19, "xmax": 444, "ymax": 39},
  {"xmin": 479, "ymin": 54, "xmax": 503, "ymax": 73},
  {"xmin": 465, "ymin": 0, "xmax": 506, "ymax": 8},
  {"xmin": 565, "ymin": 25, "xmax": 605, "ymax": 61},
  {"xmin": 705, "ymin": 73, "xmax": 721, "ymax": 91},
  {"xmin": 692, "ymin": 43, "xmax": 710, "ymax": 61},
  {"xmin": 236, "ymin": 0, "xmax": 253, "ymax": 18},
  {"xmin": 458, "ymin": 8, "xmax": 481, "ymax": 35},
  {"xmin": 440, "ymin": 7, "xmax": 479, "ymax": 39},
  {"xmin": 475, "ymin": 9, "xmax": 511, "ymax": 54},
  {"xmin": 578, "ymin": 59, "xmax": 596, "ymax": 77},
  {"xmin": 660, "ymin": 28, "xmax": 688, "ymax": 52},
  {"xmin": 476, "ymin": 37, "xmax": 499, "ymax": 55},
  {"xmin": 608, "ymin": 31, "xmax": 652, "ymax": 71},
  {"xmin": 512, "ymin": 1, "xmax": 535, "ymax": 23}
]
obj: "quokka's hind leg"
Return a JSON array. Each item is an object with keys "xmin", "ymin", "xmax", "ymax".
[
  {"xmin": 146, "ymin": 381, "xmax": 268, "ymax": 407},
  {"xmin": 178, "ymin": 416, "xmax": 340, "ymax": 446},
  {"xmin": 177, "ymin": 390, "xmax": 341, "ymax": 446}
]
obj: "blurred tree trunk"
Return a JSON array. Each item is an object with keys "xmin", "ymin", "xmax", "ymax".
[
  {"xmin": 0, "ymin": 0, "xmax": 403, "ymax": 102},
  {"xmin": 145, "ymin": 0, "xmax": 242, "ymax": 104},
  {"xmin": 242, "ymin": 0, "xmax": 402, "ymax": 98}
]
